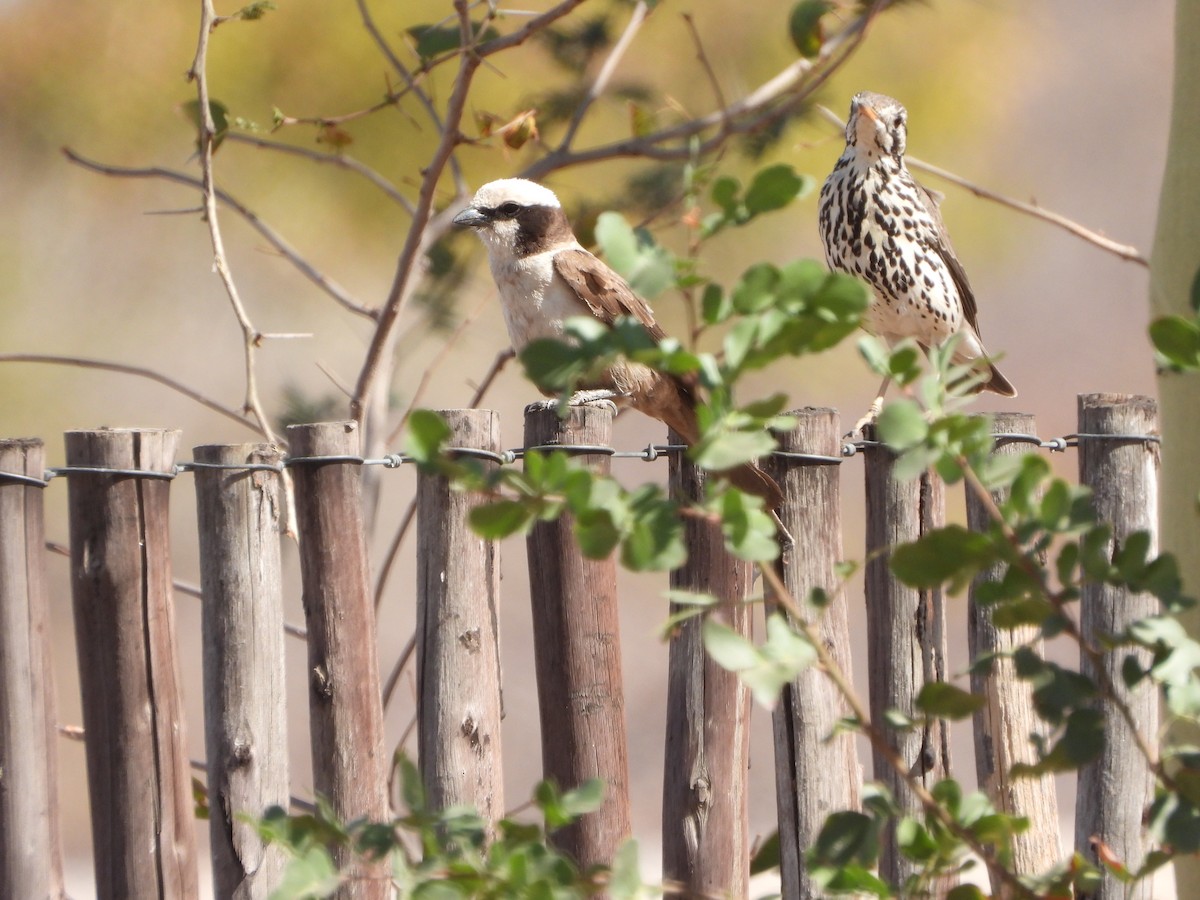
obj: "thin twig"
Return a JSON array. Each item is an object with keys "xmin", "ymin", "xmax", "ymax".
[
  {"xmin": 354, "ymin": 0, "xmax": 467, "ymax": 195},
  {"xmin": 382, "ymin": 634, "xmax": 418, "ymax": 712},
  {"xmin": 466, "ymin": 348, "xmax": 516, "ymax": 408},
  {"xmin": 187, "ymin": 0, "xmax": 276, "ymax": 442},
  {"xmin": 63, "ymin": 149, "xmax": 378, "ymax": 321},
  {"xmin": 556, "ymin": 0, "xmax": 653, "ymax": 152},
  {"xmin": 0, "ymin": 353, "xmax": 263, "ymax": 435},
  {"xmin": 520, "ymin": 5, "xmax": 876, "ymax": 180},
  {"xmin": 813, "ymin": 104, "xmax": 1149, "ymax": 267},
  {"xmin": 224, "ymin": 132, "xmax": 415, "ymax": 214},
  {"xmin": 681, "ymin": 13, "xmax": 727, "ymax": 120},
  {"xmin": 349, "ymin": 0, "xmax": 482, "ymax": 431}
]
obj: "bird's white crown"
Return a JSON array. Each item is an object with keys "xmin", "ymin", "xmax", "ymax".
[{"xmin": 470, "ymin": 178, "xmax": 562, "ymax": 210}]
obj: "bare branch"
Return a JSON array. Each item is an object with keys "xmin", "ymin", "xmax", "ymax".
[
  {"xmin": 354, "ymin": 0, "xmax": 467, "ymax": 194},
  {"xmin": 813, "ymin": 104, "xmax": 1149, "ymax": 267},
  {"xmin": 349, "ymin": 0, "xmax": 481, "ymax": 429},
  {"xmin": 188, "ymin": 0, "xmax": 276, "ymax": 442},
  {"xmin": 681, "ymin": 12, "xmax": 727, "ymax": 118},
  {"xmin": 556, "ymin": 0, "xmax": 654, "ymax": 152},
  {"xmin": 521, "ymin": 6, "xmax": 875, "ymax": 180},
  {"xmin": 0, "ymin": 353, "xmax": 263, "ymax": 435},
  {"xmin": 225, "ymin": 132, "xmax": 415, "ymax": 214},
  {"xmin": 62, "ymin": 149, "xmax": 378, "ymax": 321}
]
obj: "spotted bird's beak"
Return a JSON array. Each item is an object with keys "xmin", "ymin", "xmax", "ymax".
[{"xmin": 452, "ymin": 206, "xmax": 488, "ymax": 228}]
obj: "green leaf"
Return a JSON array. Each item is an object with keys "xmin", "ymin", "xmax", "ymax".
[
  {"xmin": 594, "ymin": 211, "xmax": 675, "ymax": 299},
  {"xmin": 701, "ymin": 283, "xmax": 731, "ymax": 325},
  {"xmin": 560, "ymin": 778, "xmax": 605, "ymax": 818},
  {"xmin": 744, "ymin": 164, "xmax": 808, "ymax": 214},
  {"xmin": 270, "ymin": 844, "xmax": 341, "ymax": 900},
  {"xmin": 407, "ymin": 22, "xmax": 501, "ymax": 59},
  {"xmin": 809, "ymin": 810, "xmax": 879, "ymax": 867},
  {"xmin": 236, "ymin": 0, "xmax": 276, "ymax": 20},
  {"xmin": 750, "ymin": 830, "xmax": 781, "ymax": 874},
  {"xmin": 620, "ymin": 496, "xmax": 686, "ymax": 571},
  {"xmin": 693, "ymin": 428, "xmax": 775, "ymax": 472},
  {"xmin": 876, "ymin": 399, "xmax": 927, "ymax": 450},
  {"xmin": 609, "ymin": 840, "xmax": 644, "ymax": 896},
  {"xmin": 1150, "ymin": 315, "xmax": 1200, "ymax": 370},
  {"xmin": 405, "ymin": 409, "xmax": 451, "ymax": 467},
  {"xmin": 788, "ymin": 0, "xmax": 831, "ymax": 57},
  {"xmin": 889, "ymin": 526, "xmax": 996, "ymax": 591},
  {"xmin": 703, "ymin": 618, "xmax": 761, "ymax": 671},
  {"xmin": 469, "ymin": 501, "xmax": 534, "ymax": 539},
  {"xmin": 915, "ymin": 682, "xmax": 986, "ymax": 720},
  {"xmin": 896, "ymin": 817, "xmax": 937, "ymax": 862},
  {"xmin": 574, "ymin": 508, "xmax": 622, "ymax": 559}
]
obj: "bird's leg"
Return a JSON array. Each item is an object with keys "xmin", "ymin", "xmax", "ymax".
[
  {"xmin": 524, "ymin": 389, "xmax": 625, "ymax": 417},
  {"xmin": 771, "ymin": 509, "xmax": 795, "ymax": 551},
  {"xmin": 847, "ymin": 375, "xmax": 892, "ymax": 438}
]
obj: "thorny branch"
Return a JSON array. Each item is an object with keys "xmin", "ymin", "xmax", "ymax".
[
  {"xmin": 62, "ymin": 149, "xmax": 377, "ymax": 321},
  {"xmin": 187, "ymin": 0, "xmax": 277, "ymax": 442},
  {"xmin": 0, "ymin": 353, "xmax": 263, "ymax": 435}
]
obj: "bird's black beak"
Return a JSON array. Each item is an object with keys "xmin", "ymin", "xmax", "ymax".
[{"xmin": 452, "ymin": 206, "xmax": 488, "ymax": 228}]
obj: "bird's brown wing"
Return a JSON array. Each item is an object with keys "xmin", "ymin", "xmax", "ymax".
[
  {"xmin": 553, "ymin": 248, "xmax": 668, "ymax": 341},
  {"xmin": 914, "ymin": 179, "xmax": 982, "ymax": 337}
]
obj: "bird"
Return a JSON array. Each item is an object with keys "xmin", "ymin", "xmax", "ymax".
[
  {"xmin": 818, "ymin": 91, "xmax": 1016, "ymax": 433},
  {"xmin": 453, "ymin": 177, "xmax": 783, "ymax": 509}
]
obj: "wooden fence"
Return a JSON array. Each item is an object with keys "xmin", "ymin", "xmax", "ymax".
[{"xmin": 0, "ymin": 393, "xmax": 1161, "ymax": 899}]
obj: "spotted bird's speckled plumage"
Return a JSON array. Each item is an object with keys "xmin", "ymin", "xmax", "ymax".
[{"xmin": 818, "ymin": 91, "xmax": 1016, "ymax": 397}]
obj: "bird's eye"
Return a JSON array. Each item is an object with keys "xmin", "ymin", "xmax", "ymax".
[
  {"xmin": 499, "ymin": 202, "xmax": 521, "ymax": 217},
  {"xmin": 892, "ymin": 115, "xmax": 904, "ymax": 129}
]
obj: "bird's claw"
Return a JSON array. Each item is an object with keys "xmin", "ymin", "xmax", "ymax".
[{"xmin": 524, "ymin": 390, "xmax": 622, "ymax": 417}]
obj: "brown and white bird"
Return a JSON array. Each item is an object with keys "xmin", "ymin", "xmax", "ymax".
[
  {"xmin": 818, "ymin": 91, "xmax": 1016, "ymax": 430},
  {"xmin": 453, "ymin": 178, "xmax": 782, "ymax": 508}
]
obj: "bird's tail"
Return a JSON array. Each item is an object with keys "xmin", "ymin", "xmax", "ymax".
[{"xmin": 983, "ymin": 364, "xmax": 1017, "ymax": 398}]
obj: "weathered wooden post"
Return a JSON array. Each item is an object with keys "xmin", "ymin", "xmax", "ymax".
[
  {"xmin": 965, "ymin": 414, "xmax": 1062, "ymax": 891},
  {"xmin": 416, "ymin": 409, "xmax": 505, "ymax": 830},
  {"xmin": 1075, "ymin": 393, "xmax": 1159, "ymax": 900},
  {"xmin": 862, "ymin": 426, "xmax": 952, "ymax": 889},
  {"xmin": 662, "ymin": 429, "xmax": 753, "ymax": 897},
  {"xmin": 192, "ymin": 443, "xmax": 289, "ymax": 898},
  {"xmin": 523, "ymin": 404, "xmax": 631, "ymax": 869},
  {"xmin": 64, "ymin": 428, "xmax": 197, "ymax": 899},
  {"xmin": 765, "ymin": 409, "xmax": 862, "ymax": 898},
  {"xmin": 287, "ymin": 422, "xmax": 389, "ymax": 899},
  {"xmin": 0, "ymin": 439, "xmax": 65, "ymax": 899}
]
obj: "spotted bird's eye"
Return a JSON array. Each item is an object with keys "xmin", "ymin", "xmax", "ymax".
[
  {"xmin": 498, "ymin": 202, "xmax": 521, "ymax": 217},
  {"xmin": 892, "ymin": 115, "xmax": 904, "ymax": 129}
]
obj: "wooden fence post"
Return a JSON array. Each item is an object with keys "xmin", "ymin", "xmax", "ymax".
[
  {"xmin": 416, "ymin": 410, "xmax": 505, "ymax": 830},
  {"xmin": 64, "ymin": 428, "xmax": 197, "ymax": 899},
  {"xmin": 965, "ymin": 414, "xmax": 1062, "ymax": 890},
  {"xmin": 192, "ymin": 443, "xmax": 289, "ymax": 898},
  {"xmin": 523, "ymin": 404, "xmax": 631, "ymax": 869},
  {"xmin": 863, "ymin": 427, "xmax": 952, "ymax": 889},
  {"xmin": 0, "ymin": 439, "xmax": 65, "ymax": 899},
  {"xmin": 1074, "ymin": 393, "xmax": 1159, "ymax": 900},
  {"xmin": 662, "ymin": 428, "xmax": 752, "ymax": 897},
  {"xmin": 287, "ymin": 422, "xmax": 389, "ymax": 899},
  {"xmin": 766, "ymin": 409, "xmax": 862, "ymax": 898}
]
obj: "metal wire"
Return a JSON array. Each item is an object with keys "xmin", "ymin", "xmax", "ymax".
[{"xmin": 0, "ymin": 431, "xmax": 1164, "ymax": 485}]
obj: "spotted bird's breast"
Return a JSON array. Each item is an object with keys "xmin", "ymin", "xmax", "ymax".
[{"xmin": 819, "ymin": 156, "xmax": 962, "ymax": 346}]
